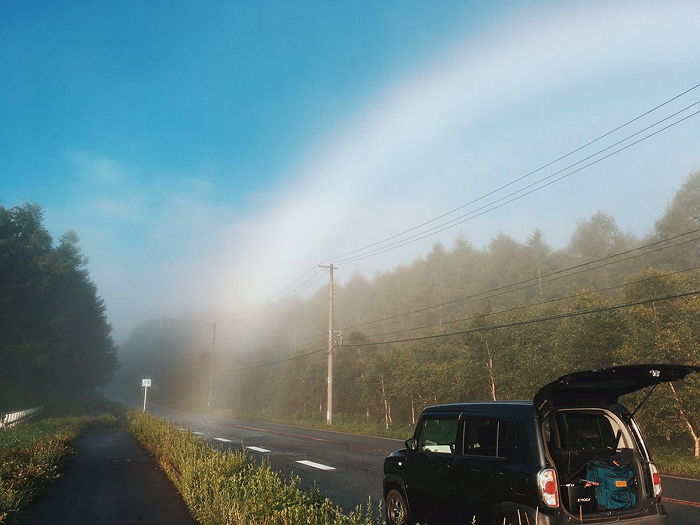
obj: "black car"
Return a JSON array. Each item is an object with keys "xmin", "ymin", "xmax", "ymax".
[{"xmin": 383, "ymin": 364, "xmax": 699, "ymax": 525}]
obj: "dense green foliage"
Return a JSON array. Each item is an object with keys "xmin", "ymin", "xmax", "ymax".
[
  {"xmin": 128, "ymin": 411, "xmax": 378, "ymax": 524},
  {"xmin": 115, "ymin": 171, "xmax": 700, "ymax": 459},
  {"xmin": 0, "ymin": 416, "xmax": 92, "ymax": 523},
  {"xmin": 0, "ymin": 204, "xmax": 117, "ymax": 411}
]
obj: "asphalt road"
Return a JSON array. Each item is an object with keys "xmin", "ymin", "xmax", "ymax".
[
  {"xmin": 26, "ymin": 422, "xmax": 196, "ymax": 524},
  {"xmin": 150, "ymin": 405, "xmax": 700, "ymax": 524},
  {"xmin": 151, "ymin": 405, "xmax": 392, "ymax": 512}
]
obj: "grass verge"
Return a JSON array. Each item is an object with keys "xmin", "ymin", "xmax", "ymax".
[
  {"xmin": 127, "ymin": 411, "xmax": 381, "ymax": 524},
  {"xmin": 652, "ymin": 445, "xmax": 700, "ymax": 479},
  {"xmin": 0, "ymin": 415, "xmax": 92, "ymax": 523}
]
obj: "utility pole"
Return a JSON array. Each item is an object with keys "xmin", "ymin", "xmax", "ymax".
[
  {"xmin": 206, "ymin": 322, "xmax": 217, "ymax": 411},
  {"xmin": 319, "ymin": 263, "xmax": 336, "ymax": 425}
]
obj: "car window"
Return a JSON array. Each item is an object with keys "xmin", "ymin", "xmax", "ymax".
[
  {"xmin": 463, "ymin": 418, "xmax": 524, "ymax": 459},
  {"xmin": 464, "ymin": 418, "xmax": 499, "ymax": 456},
  {"xmin": 555, "ymin": 412, "xmax": 616, "ymax": 450},
  {"xmin": 419, "ymin": 417, "xmax": 459, "ymax": 454}
]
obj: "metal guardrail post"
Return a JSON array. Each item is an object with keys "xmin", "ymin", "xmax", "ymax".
[{"xmin": 0, "ymin": 405, "xmax": 44, "ymax": 429}]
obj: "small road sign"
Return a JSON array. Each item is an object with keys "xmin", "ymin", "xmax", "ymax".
[{"xmin": 142, "ymin": 378, "xmax": 152, "ymax": 412}]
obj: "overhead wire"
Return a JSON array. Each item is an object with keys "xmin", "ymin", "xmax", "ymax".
[
  {"xmin": 235, "ymin": 346, "xmax": 326, "ymax": 370},
  {"xmin": 232, "ymin": 229, "xmax": 700, "ymax": 369},
  {"xmin": 233, "ymin": 277, "xmax": 700, "ymax": 368},
  {"xmin": 323, "ymin": 84, "xmax": 700, "ymax": 265},
  {"xmin": 342, "ymin": 228, "xmax": 700, "ymax": 332},
  {"xmin": 216, "ymin": 265, "xmax": 321, "ymax": 325},
  {"xmin": 228, "ymin": 85, "xmax": 700, "ymax": 366},
  {"xmin": 219, "ymin": 85, "xmax": 700, "ymax": 326},
  {"xmin": 356, "ymin": 263, "xmax": 700, "ymax": 340},
  {"xmin": 351, "ymin": 233, "xmax": 700, "ymax": 333},
  {"xmin": 342, "ymin": 289, "xmax": 700, "ymax": 348},
  {"xmin": 337, "ymin": 104, "xmax": 700, "ymax": 265}
]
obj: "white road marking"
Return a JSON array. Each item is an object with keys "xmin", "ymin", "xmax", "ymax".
[
  {"xmin": 246, "ymin": 446, "xmax": 271, "ymax": 453},
  {"xmin": 214, "ymin": 437, "xmax": 233, "ymax": 443},
  {"xmin": 192, "ymin": 431, "xmax": 204, "ymax": 435},
  {"xmin": 296, "ymin": 460, "xmax": 335, "ymax": 471}
]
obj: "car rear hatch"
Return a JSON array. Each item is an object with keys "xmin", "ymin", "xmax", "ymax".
[
  {"xmin": 534, "ymin": 364, "xmax": 700, "ymax": 410},
  {"xmin": 534, "ymin": 364, "xmax": 699, "ymax": 519}
]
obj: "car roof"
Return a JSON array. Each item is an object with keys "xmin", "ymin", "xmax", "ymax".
[{"xmin": 423, "ymin": 400, "xmax": 536, "ymax": 418}]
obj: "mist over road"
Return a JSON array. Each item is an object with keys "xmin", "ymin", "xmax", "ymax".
[{"xmin": 149, "ymin": 405, "xmax": 700, "ymax": 524}]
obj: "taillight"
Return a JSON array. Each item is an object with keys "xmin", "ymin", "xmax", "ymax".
[
  {"xmin": 649, "ymin": 463, "xmax": 662, "ymax": 497},
  {"xmin": 538, "ymin": 468, "xmax": 560, "ymax": 508}
]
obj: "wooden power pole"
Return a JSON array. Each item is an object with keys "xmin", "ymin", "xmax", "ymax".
[{"xmin": 319, "ymin": 264, "xmax": 336, "ymax": 425}]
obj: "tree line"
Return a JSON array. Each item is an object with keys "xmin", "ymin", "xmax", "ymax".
[
  {"xmin": 115, "ymin": 171, "xmax": 700, "ymax": 456},
  {"xmin": 0, "ymin": 204, "xmax": 117, "ymax": 411}
]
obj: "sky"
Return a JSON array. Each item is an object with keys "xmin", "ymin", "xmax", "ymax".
[{"xmin": 1, "ymin": 1, "xmax": 699, "ymax": 342}]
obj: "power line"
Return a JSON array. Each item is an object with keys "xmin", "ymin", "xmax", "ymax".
[
  {"xmin": 218, "ymin": 85, "xmax": 700, "ymax": 326},
  {"xmin": 237, "ymin": 333, "xmax": 327, "ymax": 356},
  {"xmin": 357, "ymin": 264, "xmax": 700, "ymax": 340},
  {"xmin": 323, "ymin": 84, "xmax": 700, "ymax": 264},
  {"xmin": 353, "ymin": 233, "xmax": 700, "ymax": 334},
  {"xmin": 270, "ymin": 269, "xmax": 327, "ymax": 305},
  {"xmin": 235, "ymin": 282, "xmax": 700, "ymax": 369},
  {"xmin": 342, "ymin": 228, "xmax": 700, "ymax": 332},
  {"xmin": 268, "ymin": 266, "xmax": 323, "ymax": 300},
  {"xmin": 235, "ymin": 232, "xmax": 699, "ymax": 369},
  {"xmin": 217, "ymin": 266, "xmax": 324, "ymax": 326},
  {"xmin": 342, "ymin": 289, "xmax": 700, "ymax": 348},
  {"xmin": 235, "ymin": 346, "xmax": 326, "ymax": 370},
  {"xmin": 337, "ymin": 105, "xmax": 700, "ymax": 265}
]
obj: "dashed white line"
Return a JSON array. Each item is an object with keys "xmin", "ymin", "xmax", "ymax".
[
  {"xmin": 296, "ymin": 460, "xmax": 335, "ymax": 471},
  {"xmin": 192, "ymin": 431, "xmax": 204, "ymax": 435},
  {"xmin": 214, "ymin": 437, "xmax": 233, "ymax": 443},
  {"xmin": 246, "ymin": 446, "xmax": 271, "ymax": 453}
]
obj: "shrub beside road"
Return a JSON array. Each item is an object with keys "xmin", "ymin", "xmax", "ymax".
[
  {"xmin": 127, "ymin": 411, "xmax": 379, "ymax": 525},
  {"xmin": 0, "ymin": 416, "xmax": 92, "ymax": 522},
  {"xmin": 653, "ymin": 446, "xmax": 700, "ymax": 479}
]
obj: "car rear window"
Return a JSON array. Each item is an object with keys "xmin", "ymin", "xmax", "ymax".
[{"xmin": 555, "ymin": 412, "xmax": 616, "ymax": 450}]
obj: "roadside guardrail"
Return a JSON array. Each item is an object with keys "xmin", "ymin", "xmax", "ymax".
[{"xmin": 0, "ymin": 405, "xmax": 44, "ymax": 429}]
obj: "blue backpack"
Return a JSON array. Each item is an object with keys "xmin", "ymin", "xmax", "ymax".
[{"xmin": 585, "ymin": 459, "xmax": 636, "ymax": 511}]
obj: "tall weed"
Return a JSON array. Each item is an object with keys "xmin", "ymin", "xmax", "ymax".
[
  {"xmin": 128, "ymin": 412, "xmax": 379, "ymax": 524},
  {"xmin": 0, "ymin": 416, "xmax": 91, "ymax": 522}
]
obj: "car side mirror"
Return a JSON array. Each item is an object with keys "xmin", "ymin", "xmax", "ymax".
[{"xmin": 405, "ymin": 437, "xmax": 418, "ymax": 451}]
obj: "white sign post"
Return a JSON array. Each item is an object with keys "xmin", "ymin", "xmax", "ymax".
[{"xmin": 142, "ymin": 378, "xmax": 152, "ymax": 413}]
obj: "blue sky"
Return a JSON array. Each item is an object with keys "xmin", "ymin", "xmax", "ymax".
[
  {"xmin": 2, "ymin": 1, "xmax": 489, "ymax": 203},
  {"xmin": 1, "ymin": 1, "xmax": 699, "ymax": 340}
]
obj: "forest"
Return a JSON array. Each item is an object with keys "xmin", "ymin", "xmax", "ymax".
[
  {"xmin": 0, "ymin": 204, "xmax": 117, "ymax": 411},
  {"xmin": 114, "ymin": 171, "xmax": 700, "ymax": 457}
]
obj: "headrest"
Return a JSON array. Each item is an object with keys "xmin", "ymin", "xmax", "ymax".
[{"xmin": 478, "ymin": 424, "xmax": 498, "ymax": 448}]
